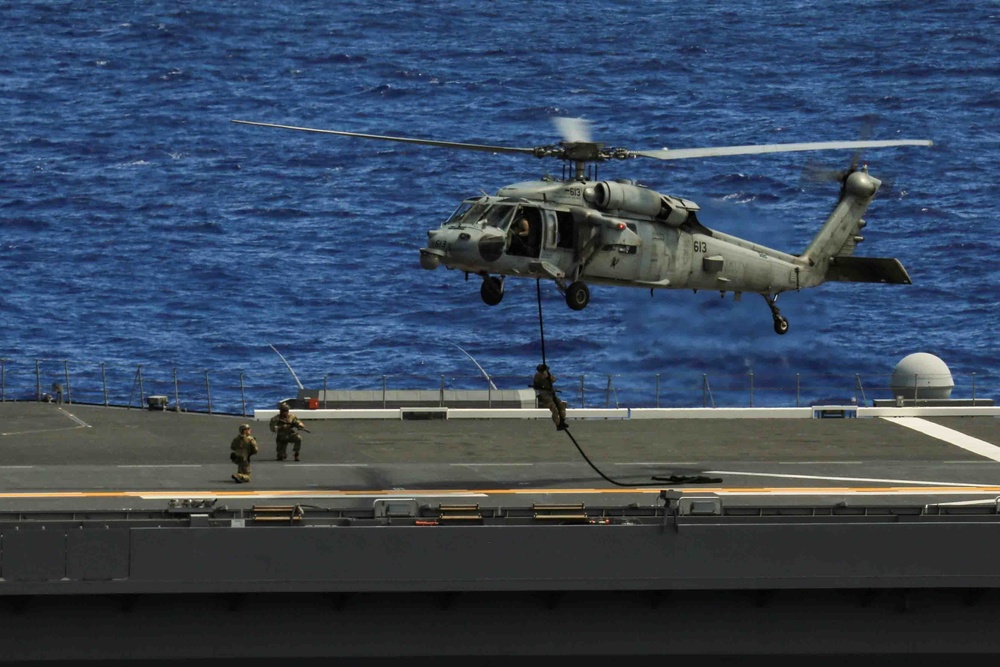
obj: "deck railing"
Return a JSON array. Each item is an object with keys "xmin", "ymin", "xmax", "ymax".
[{"xmin": 0, "ymin": 357, "xmax": 993, "ymax": 417}]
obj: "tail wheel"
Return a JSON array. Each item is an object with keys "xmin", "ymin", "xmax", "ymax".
[
  {"xmin": 762, "ymin": 293, "xmax": 788, "ymax": 335},
  {"xmin": 565, "ymin": 281, "xmax": 590, "ymax": 310},
  {"xmin": 480, "ymin": 276, "xmax": 504, "ymax": 306}
]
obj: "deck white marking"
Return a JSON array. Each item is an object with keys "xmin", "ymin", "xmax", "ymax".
[
  {"xmin": 931, "ymin": 498, "xmax": 1000, "ymax": 507},
  {"xmin": 706, "ymin": 469, "xmax": 980, "ymax": 487},
  {"xmin": 117, "ymin": 464, "xmax": 203, "ymax": 468},
  {"xmin": 777, "ymin": 461, "xmax": 864, "ymax": 465},
  {"xmin": 58, "ymin": 408, "xmax": 92, "ymax": 428},
  {"xmin": 1, "ymin": 426, "xmax": 86, "ymax": 436},
  {"xmin": 1, "ymin": 407, "xmax": 92, "ymax": 436},
  {"xmin": 884, "ymin": 417, "xmax": 1000, "ymax": 462},
  {"xmin": 613, "ymin": 462, "xmax": 701, "ymax": 466},
  {"xmin": 452, "ymin": 463, "xmax": 535, "ymax": 467},
  {"xmin": 293, "ymin": 464, "xmax": 369, "ymax": 467}
]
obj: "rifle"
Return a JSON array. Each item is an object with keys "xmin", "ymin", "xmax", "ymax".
[{"xmin": 277, "ymin": 416, "xmax": 311, "ymax": 434}]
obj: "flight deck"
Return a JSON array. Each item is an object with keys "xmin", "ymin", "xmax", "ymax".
[
  {"xmin": 3, "ymin": 401, "xmax": 1000, "ymax": 663},
  {"xmin": 2, "ymin": 401, "xmax": 1000, "ymax": 511}
]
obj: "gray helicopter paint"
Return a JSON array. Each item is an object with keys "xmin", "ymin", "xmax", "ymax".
[
  {"xmin": 424, "ymin": 169, "xmax": 886, "ymax": 296},
  {"xmin": 233, "ymin": 117, "xmax": 930, "ymax": 333}
]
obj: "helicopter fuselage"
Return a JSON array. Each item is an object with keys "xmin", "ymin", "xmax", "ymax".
[{"xmin": 420, "ymin": 177, "xmax": 816, "ymax": 300}]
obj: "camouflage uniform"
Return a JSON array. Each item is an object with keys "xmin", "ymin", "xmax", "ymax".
[
  {"xmin": 269, "ymin": 404, "xmax": 305, "ymax": 461},
  {"xmin": 532, "ymin": 364, "xmax": 568, "ymax": 430},
  {"xmin": 230, "ymin": 424, "xmax": 259, "ymax": 483}
]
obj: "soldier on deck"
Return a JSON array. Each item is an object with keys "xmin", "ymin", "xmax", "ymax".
[
  {"xmin": 230, "ymin": 424, "xmax": 258, "ymax": 483},
  {"xmin": 269, "ymin": 402, "xmax": 306, "ymax": 461},
  {"xmin": 532, "ymin": 363, "xmax": 568, "ymax": 431}
]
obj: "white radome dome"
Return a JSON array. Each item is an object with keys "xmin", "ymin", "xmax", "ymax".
[{"xmin": 890, "ymin": 353, "xmax": 954, "ymax": 400}]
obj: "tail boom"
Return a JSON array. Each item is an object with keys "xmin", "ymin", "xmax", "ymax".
[
  {"xmin": 796, "ymin": 168, "xmax": 911, "ymax": 287},
  {"xmin": 800, "ymin": 170, "xmax": 881, "ymax": 268}
]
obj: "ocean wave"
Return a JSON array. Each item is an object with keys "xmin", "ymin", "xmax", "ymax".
[{"xmin": 0, "ymin": 0, "xmax": 995, "ymax": 409}]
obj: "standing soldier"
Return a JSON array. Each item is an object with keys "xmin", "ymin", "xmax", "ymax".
[
  {"xmin": 532, "ymin": 363, "xmax": 568, "ymax": 431},
  {"xmin": 269, "ymin": 402, "xmax": 307, "ymax": 461},
  {"xmin": 230, "ymin": 424, "xmax": 258, "ymax": 483}
]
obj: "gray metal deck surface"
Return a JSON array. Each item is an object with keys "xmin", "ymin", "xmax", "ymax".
[
  {"xmin": 1, "ymin": 401, "xmax": 1000, "ymax": 663},
  {"xmin": 3, "ymin": 401, "xmax": 999, "ymax": 508}
]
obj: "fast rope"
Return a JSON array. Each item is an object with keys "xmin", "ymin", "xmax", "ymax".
[
  {"xmin": 533, "ymin": 280, "xmax": 719, "ymax": 487},
  {"xmin": 535, "ymin": 279, "xmax": 546, "ymax": 367}
]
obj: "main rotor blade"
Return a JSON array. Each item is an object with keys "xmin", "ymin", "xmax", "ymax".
[
  {"xmin": 635, "ymin": 139, "xmax": 933, "ymax": 161},
  {"xmin": 231, "ymin": 120, "xmax": 537, "ymax": 156}
]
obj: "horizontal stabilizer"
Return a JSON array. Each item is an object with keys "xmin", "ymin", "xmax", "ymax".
[{"xmin": 825, "ymin": 256, "xmax": 912, "ymax": 284}]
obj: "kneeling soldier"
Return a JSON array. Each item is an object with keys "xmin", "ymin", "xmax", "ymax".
[
  {"xmin": 230, "ymin": 424, "xmax": 258, "ymax": 483},
  {"xmin": 269, "ymin": 402, "xmax": 307, "ymax": 461}
]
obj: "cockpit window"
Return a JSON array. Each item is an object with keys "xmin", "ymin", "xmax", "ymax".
[
  {"xmin": 482, "ymin": 205, "xmax": 515, "ymax": 230},
  {"xmin": 445, "ymin": 202, "xmax": 473, "ymax": 223},
  {"xmin": 444, "ymin": 200, "xmax": 516, "ymax": 229},
  {"xmin": 446, "ymin": 200, "xmax": 488, "ymax": 225}
]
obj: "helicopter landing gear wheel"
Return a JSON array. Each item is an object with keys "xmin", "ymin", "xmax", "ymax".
[
  {"xmin": 565, "ymin": 281, "xmax": 590, "ymax": 310},
  {"xmin": 762, "ymin": 293, "xmax": 789, "ymax": 335},
  {"xmin": 480, "ymin": 276, "xmax": 504, "ymax": 306}
]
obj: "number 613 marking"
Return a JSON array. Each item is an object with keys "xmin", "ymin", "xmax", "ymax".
[{"xmin": 693, "ymin": 241, "xmax": 707, "ymax": 253}]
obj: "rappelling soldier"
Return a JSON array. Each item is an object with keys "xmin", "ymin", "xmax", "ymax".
[
  {"xmin": 532, "ymin": 363, "xmax": 568, "ymax": 430},
  {"xmin": 269, "ymin": 402, "xmax": 307, "ymax": 461},
  {"xmin": 230, "ymin": 423, "xmax": 258, "ymax": 483}
]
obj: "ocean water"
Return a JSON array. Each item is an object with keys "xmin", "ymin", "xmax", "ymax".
[{"xmin": 2, "ymin": 1, "xmax": 998, "ymax": 413}]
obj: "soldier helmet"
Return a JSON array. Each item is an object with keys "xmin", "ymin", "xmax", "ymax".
[
  {"xmin": 536, "ymin": 363, "xmax": 548, "ymax": 372},
  {"xmin": 278, "ymin": 402, "xmax": 289, "ymax": 412},
  {"xmin": 239, "ymin": 424, "xmax": 251, "ymax": 432}
]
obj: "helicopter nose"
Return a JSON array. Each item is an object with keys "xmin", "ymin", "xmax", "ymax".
[
  {"xmin": 420, "ymin": 230, "xmax": 446, "ymax": 270},
  {"xmin": 419, "ymin": 247, "xmax": 444, "ymax": 270},
  {"xmin": 422, "ymin": 227, "xmax": 505, "ymax": 269}
]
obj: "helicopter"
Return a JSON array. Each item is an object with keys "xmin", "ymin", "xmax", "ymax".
[{"xmin": 232, "ymin": 118, "xmax": 932, "ymax": 334}]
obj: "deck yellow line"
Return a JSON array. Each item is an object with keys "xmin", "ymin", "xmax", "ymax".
[{"xmin": 1, "ymin": 485, "xmax": 1000, "ymax": 500}]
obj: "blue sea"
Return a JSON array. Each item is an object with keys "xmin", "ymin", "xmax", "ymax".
[{"xmin": 2, "ymin": 1, "xmax": 998, "ymax": 413}]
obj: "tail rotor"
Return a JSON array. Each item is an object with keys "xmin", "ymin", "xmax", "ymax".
[{"xmin": 800, "ymin": 116, "xmax": 882, "ymax": 191}]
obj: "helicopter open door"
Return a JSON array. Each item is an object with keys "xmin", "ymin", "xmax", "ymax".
[{"xmin": 505, "ymin": 205, "xmax": 543, "ymax": 259}]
